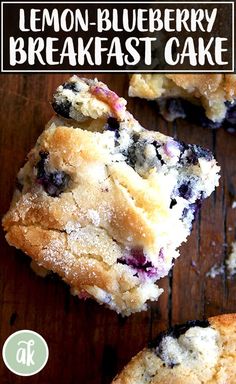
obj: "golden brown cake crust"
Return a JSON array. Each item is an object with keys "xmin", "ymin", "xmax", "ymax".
[
  {"xmin": 166, "ymin": 75, "xmax": 236, "ymax": 100},
  {"xmin": 129, "ymin": 74, "xmax": 236, "ymax": 122},
  {"xmin": 112, "ymin": 314, "xmax": 236, "ymax": 384}
]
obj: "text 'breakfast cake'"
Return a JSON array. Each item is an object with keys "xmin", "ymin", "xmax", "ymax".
[
  {"xmin": 112, "ymin": 314, "xmax": 236, "ymax": 383},
  {"xmin": 3, "ymin": 76, "xmax": 220, "ymax": 315},
  {"xmin": 129, "ymin": 74, "xmax": 236, "ymax": 132}
]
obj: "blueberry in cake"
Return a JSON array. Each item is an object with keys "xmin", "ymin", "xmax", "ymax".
[
  {"xmin": 129, "ymin": 74, "xmax": 236, "ymax": 132},
  {"xmin": 112, "ymin": 313, "xmax": 236, "ymax": 383},
  {"xmin": 3, "ymin": 76, "xmax": 220, "ymax": 315}
]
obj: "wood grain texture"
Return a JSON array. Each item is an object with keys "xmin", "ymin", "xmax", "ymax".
[{"xmin": 0, "ymin": 74, "xmax": 235, "ymax": 384}]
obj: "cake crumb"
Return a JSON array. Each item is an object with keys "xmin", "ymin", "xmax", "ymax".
[
  {"xmin": 226, "ymin": 242, "xmax": 236, "ymax": 277},
  {"xmin": 207, "ymin": 242, "xmax": 236, "ymax": 279},
  {"xmin": 232, "ymin": 201, "xmax": 236, "ymax": 209},
  {"xmin": 206, "ymin": 263, "xmax": 225, "ymax": 278}
]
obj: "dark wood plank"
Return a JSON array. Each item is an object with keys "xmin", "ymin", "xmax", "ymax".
[{"xmin": 0, "ymin": 74, "xmax": 235, "ymax": 384}]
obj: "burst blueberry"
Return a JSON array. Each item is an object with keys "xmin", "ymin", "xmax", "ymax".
[
  {"xmin": 118, "ymin": 248, "xmax": 158, "ymax": 278},
  {"xmin": 52, "ymin": 100, "xmax": 72, "ymax": 119},
  {"xmin": 36, "ymin": 151, "xmax": 70, "ymax": 197},
  {"xmin": 105, "ymin": 117, "xmax": 120, "ymax": 139},
  {"xmin": 178, "ymin": 182, "xmax": 192, "ymax": 200},
  {"xmin": 149, "ymin": 319, "xmax": 210, "ymax": 350},
  {"xmin": 178, "ymin": 141, "xmax": 213, "ymax": 165},
  {"xmin": 62, "ymin": 82, "xmax": 79, "ymax": 92}
]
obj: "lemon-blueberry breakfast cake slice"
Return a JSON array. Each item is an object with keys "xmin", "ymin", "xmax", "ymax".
[
  {"xmin": 129, "ymin": 74, "xmax": 236, "ymax": 132},
  {"xmin": 3, "ymin": 76, "xmax": 220, "ymax": 315},
  {"xmin": 112, "ymin": 313, "xmax": 236, "ymax": 383}
]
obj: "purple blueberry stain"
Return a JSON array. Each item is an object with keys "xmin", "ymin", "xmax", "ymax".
[
  {"xmin": 159, "ymin": 247, "xmax": 165, "ymax": 261},
  {"xmin": 164, "ymin": 140, "xmax": 181, "ymax": 158},
  {"xmin": 118, "ymin": 248, "xmax": 160, "ymax": 279},
  {"xmin": 36, "ymin": 151, "xmax": 70, "ymax": 197},
  {"xmin": 177, "ymin": 141, "xmax": 213, "ymax": 165},
  {"xmin": 182, "ymin": 199, "xmax": 202, "ymax": 221}
]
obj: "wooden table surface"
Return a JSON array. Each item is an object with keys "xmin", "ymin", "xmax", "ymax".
[{"xmin": 0, "ymin": 74, "xmax": 236, "ymax": 384}]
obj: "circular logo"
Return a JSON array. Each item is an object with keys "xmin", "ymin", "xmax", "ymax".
[{"xmin": 2, "ymin": 330, "xmax": 49, "ymax": 376}]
